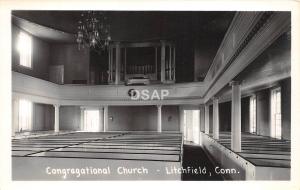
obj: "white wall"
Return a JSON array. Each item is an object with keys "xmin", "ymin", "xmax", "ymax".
[
  {"xmin": 50, "ymin": 44, "xmax": 90, "ymax": 84},
  {"xmin": 59, "ymin": 106, "xmax": 81, "ymax": 131},
  {"xmin": 32, "ymin": 103, "xmax": 54, "ymax": 131},
  {"xmin": 12, "ymin": 71, "xmax": 205, "ymax": 106},
  {"xmin": 107, "ymin": 105, "xmax": 179, "ymax": 132}
]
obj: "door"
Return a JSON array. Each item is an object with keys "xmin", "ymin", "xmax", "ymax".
[
  {"xmin": 183, "ymin": 109, "xmax": 200, "ymax": 143},
  {"xmin": 84, "ymin": 110, "xmax": 100, "ymax": 132}
]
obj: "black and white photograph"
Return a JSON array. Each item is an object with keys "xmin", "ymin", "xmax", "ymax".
[{"xmin": 0, "ymin": 0, "xmax": 300, "ymax": 189}]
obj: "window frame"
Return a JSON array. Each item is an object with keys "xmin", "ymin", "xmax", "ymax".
[
  {"xmin": 17, "ymin": 31, "xmax": 33, "ymax": 69},
  {"xmin": 249, "ymin": 95, "xmax": 257, "ymax": 134},
  {"xmin": 18, "ymin": 99, "xmax": 33, "ymax": 132},
  {"xmin": 270, "ymin": 87, "xmax": 282, "ymax": 139}
]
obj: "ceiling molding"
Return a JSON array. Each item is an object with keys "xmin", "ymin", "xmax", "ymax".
[
  {"xmin": 216, "ymin": 73, "xmax": 290, "ymax": 105},
  {"xmin": 204, "ymin": 12, "xmax": 264, "ymax": 87},
  {"xmin": 12, "ymin": 15, "xmax": 76, "ymax": 43},
  {"xmin": 203, "ymin": 12, "xmax": 291, "ymax": 103}
]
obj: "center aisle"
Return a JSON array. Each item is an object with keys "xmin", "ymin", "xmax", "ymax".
[{"xmin": 182, "ymin": 144, "xmax": 224, "ymax": 181}]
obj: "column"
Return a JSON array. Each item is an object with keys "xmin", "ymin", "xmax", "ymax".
[
  {"xmin": 80, "ymin": 107, "xmax": 85, "ymax": 131},
  {"xmin": 54, "ymin": 104, "xmax": 60, "ymax": 133},
  {"xmin": 108, "ymin": 47, "xmax": 112, "ymax": 83},
  {"xmin": 108, "ymin": 48, "xmax": 110, "ymax": 83},
  {"xmin": 172, "ymin": 47, "xmax": 176, "ymax": 81},
  {"xmin": 179, "ymin": 107, "xmax": 184, "ymax": 134},
  {"xmin": 111, "ymin": 48, "xmax": 114, "ymax": 82},
  {"xmin": 230, "ymin": 81, "xmax": 241, "ymax": 152},
  {"xmin": 186, "ymin": 110, "xmax": 193, "ymax": 141},
  {"xmin": 115, "ymin": 43, "xmax": 121, "ymax": 85},
  {"xmin": 160, "ymin": 41, "xmax": 166, "ymax": 83},
  {"xmin": 124, "ymin": 48, "xmax": 127, "ymax": 80},
  {"xmin": 213, "ymin": 97, "xmax": 220, "ymax": 140},
  {"xmin": 169, "ymin": 46, "xmax": 172, "ymax": 80},
  {"xmin": 205, "ymin": 104, "xmax": 210, "ymax": 134},
  {"xmin": 199, "ymin": 105, "xmax": 205, "ymax": 133},
  {"xmin": 157, "ymin": 105, "xmax": 162, "ymax": 132},
  {"xmin": 197, "ymin": 108, "xmax": 201, "ymax": 144},
  {"xmin": 155, "ymin": 47, "xmax": 158, "ymax": 80},
  {"xmin": 12, "ymin": 97, "xmax": 19, "ymax": 136},
  {"xmin": 103, "ymin": 106, "xmax": 108, "ymax": 132},
  {"xmin": 99, "ymin": 106, "xmax": 104, "ymax": 132},
  {"xmin": 199, "ymin": 105, "xmax": 205, "ymax": 146}
]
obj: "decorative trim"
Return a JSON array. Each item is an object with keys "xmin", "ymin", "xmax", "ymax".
[
  {"xmin": 204, "ymin": 12, "xmax": 290, "ymax": 103},
  {"xmin": 205, "ymin": 12, "xmax": 264, "ymax": 82}
]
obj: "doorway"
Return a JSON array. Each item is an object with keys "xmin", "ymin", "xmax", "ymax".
[
  {"xmin": 183, "ymin": 109, "xmax": 200, "ymax": 144},
  {"xmin": 84, "ymin": 109, "xmax": 100, "ymax": 132}
]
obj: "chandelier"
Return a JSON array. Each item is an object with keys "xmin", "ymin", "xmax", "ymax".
[{"xmin": 76, "ymin": 11, "xmax": 111, "ymax": 52}]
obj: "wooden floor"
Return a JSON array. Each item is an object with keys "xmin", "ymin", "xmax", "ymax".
[
  {"xmin": 208, "ymin": 132, "xmax": 291, "ymax": 168},
  {"xmin": 12, "ymin": 132, "xmax": 182, "ymax": 162}
]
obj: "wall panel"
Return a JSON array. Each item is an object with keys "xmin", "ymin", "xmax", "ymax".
[{"xmin": 59, "ymin": 106, "xmax": 81, "ymax": 131}]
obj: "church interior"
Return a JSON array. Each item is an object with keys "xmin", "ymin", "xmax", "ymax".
[{"xmin": 10, "ymin": 10, "xmax": 291, "ymax": 181}]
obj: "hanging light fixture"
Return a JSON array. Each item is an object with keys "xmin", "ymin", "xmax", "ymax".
[{"xmin": 76, "ymin": 11, "xmax": 111, "ymax": 52}]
